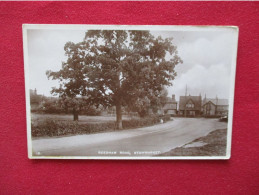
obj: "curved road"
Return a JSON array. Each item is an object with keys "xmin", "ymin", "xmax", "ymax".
[{"xmin": 32, "ymin": 117, "xmax": 227, "ymax": 157}]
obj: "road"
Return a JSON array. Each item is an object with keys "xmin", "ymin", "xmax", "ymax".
[{"xmin": 32, "ymin": 117, "xmax": 227, "ymax": 157}]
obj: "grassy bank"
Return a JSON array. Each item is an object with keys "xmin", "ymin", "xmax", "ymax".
[
  {"xmin": 31, "ymin": 114, "xmax": 171, "ymax": 138},
  {"xmin": 160, "ymin": 129, "xmax": 227, "ymax": 156}
]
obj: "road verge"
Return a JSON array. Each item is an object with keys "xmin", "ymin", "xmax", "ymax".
[{"xmin": 159, "ymin": 129, "xmax": 227, "ymax": 156}]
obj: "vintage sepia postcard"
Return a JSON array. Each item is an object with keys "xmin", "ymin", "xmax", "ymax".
[{"xmin": 23, "ymin": 24, "xmax": 238, "ymax": 159}]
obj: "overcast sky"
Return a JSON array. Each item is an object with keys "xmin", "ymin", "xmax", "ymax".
[{"xmin": 27, "ymin": 28, "xmax": 237, "ymax": 101}]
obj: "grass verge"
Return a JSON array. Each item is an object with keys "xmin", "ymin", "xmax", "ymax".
[
  {"xmin": 31, "ymin": 114, "xmax": 171, "ymax": 138},
  {"xmin": 160, "ymin": 129, "xmax": 227, "ymax": 156}
]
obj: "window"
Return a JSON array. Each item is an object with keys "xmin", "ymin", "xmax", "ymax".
[{"xmin": 186, "ymin": 103, "xmax": 194, "ymax": 108}]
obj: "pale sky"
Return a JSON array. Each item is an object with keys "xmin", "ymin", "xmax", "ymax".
[{"xmin": 27, "ymin": 28, "xmax": 237, "ymax": 101}]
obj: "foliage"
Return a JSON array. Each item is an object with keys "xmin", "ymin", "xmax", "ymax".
[
  {"xmin": 159, "ymin": 114, "xmax": 171, "ymax": 122},
  {"xmin": 31, "ymin": 118, "xmax": 115, "ymax": 137},
  {"xmin": 130, "ymin": 87, "xmax": 169, "ymax": 117},
  {"xmin": 30, "ymin": 94, "xmax": 41, "ymax": 104},
  {"xmin": 122, "ymin": 114, "xmax": 172, "ymax": 129},
  {"xmin": 32, "ymin": 97, "xmax": 102, "ymax": 116},
  {"xmin": 31, "ymin": 114, "xmax": 172, "ymax": 137},
  {"xmin": 80, "ymin": 106, "xmax": 102, "ymax": 116},
  {"xmin": 39, "ymin": 98, "xmax": 63, "ymax": 114},
  {"xmin": 46, "ymin": 30, "xmax": 182, "ymax": 128},
  {"xmin": 58, "ymin": 96, "xmax": 102, "ymax": 116}
]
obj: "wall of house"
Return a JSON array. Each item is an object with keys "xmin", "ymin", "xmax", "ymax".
[
  {"xmin": 167, "ymin": 110, "xmax": 176, "ymax": 115},
  {"xmin": 217, "ymin": 105, "xmax": 228, "ymax": 111},
  {"xmin": 216, "ymin": 105, "xmax": 228, "ymax": 116},
  {"xmin": 203, "ymin": 102, "xmax": 216, "ymax": 116}
]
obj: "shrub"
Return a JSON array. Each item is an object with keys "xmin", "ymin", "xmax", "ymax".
[
  {"xmin": 122, "ymin": 114, "xmax": 172, "ymax": 129},
  {"xmin": 122, "ymin": 116, "xmax": 160, "ymax": 129},
  {"xmin": 31, "ymin": 114, "xmax": 172, "ymax": 138},
  {"xmin": 31, "ymin": 118, "xmax": 115, "ymax": 137},
  {"xmin": 159, "ymin": 114, "xmax": 171, "ymax": 122},
  {"xmin": 80, "ymin": 106, "xmax": 102, "ymax": 116}
]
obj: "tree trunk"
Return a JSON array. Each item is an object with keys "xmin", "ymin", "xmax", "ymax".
[
  {"xmin": 115, "ymin": 101, "xmax": 123, "ymax": 130},
  {"xmin": 73, "ymin": 108, "xmax": 79, "ymax": 121},
  {"xmin": 115, "ymin": 70, "xmax": 123, "ymax": 130}
]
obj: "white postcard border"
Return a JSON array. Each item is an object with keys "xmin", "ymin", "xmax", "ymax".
[{"xmin": 23, "ymin": 24, "xmax": 238, "ymax": 160}]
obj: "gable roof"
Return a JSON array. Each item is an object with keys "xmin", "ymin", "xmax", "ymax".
[
  {"xmin": 163, "ymin": 102, "xmax": 177, "ymax": 110},
  {"xmin": 162, "ymin": 97, "xmax": 177, "ymax": 110},
  {"xmin": 179, "ymin": 95, "xmax": 202, "ymax": 110},
  {"xmin": 203, "ymin": 98, "xmax": 228, "ymax": 106},
  {"xmin": 165, "ymin": 97, "xmax": 177, "ymax": 103}
]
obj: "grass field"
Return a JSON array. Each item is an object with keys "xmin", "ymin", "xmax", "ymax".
[{"xmin": 31, "ymin": 113, "xmax": 135, "ymax": 124}]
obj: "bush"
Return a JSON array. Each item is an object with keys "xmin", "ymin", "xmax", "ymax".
[
  {"xmin": 31, "ymin": 114, "xmax": 172, "ymax": 138},
  {"xmin": 159, "ymin": 114, "xmax": 171, "ymax": 122},
  {"xmin": 31, "ymin": 118, "xmax": 115, "ymax": 137},
  {"xmin": 122, "ymin": 114, "xmax": 171, "ymax": 129},
  {"xmin": 122, "ymin": 115, "xmax": 160, "ymax": 129},
  {"xmin": 80, "ymin": 106, "xmax": 102, "ymax": 116}
]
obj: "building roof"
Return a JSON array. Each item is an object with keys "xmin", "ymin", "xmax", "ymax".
[
  {"xmin": 162, "ymin": 97, "xmax": 177, "ymax": 110},
  {"xmin": 203, "ymin": 98, "xmax": 228, "ymax": 106},
  {"xmin": 163, "ymin": 103, "xmax": 177, "ymax": 110},
  {"xmin": 179, "ymin": 95, "xmax": 202, "ymax": 110},
  {"xmin": 165, "ymin": 97, "xmax": 177, "ymax": 103}
]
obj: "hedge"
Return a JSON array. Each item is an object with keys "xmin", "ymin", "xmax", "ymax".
[
  {"xmin": 31, "ymin": 119, "xmax": 115, "ymax": 137},
  {"xmin": 31, "ymin": 114, "xmax": 172, "ymax": 137}
]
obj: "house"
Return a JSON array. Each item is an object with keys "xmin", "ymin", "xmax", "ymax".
[
  {"xmin": 149, "ymin": 95, "xmax": 177, "ymax": 116},
  {"xmin": 179, "ymin": 95, "xmax": 202, "ymax": 117},
  {"xmin": 163, "ymin": 95, "xmax": 178, "ymax": 116},
  {"xmin": 202, "ymin": 98, "xmax": 228, "ymax": 117}
]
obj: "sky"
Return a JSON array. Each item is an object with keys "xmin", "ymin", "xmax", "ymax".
[{"xmin": 27, "ymin": 28, "xmax": 237, "ymax": 101}]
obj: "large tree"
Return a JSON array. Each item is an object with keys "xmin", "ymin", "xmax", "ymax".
[
  {"xmin": 47, "ymin": 30, "xmax": 182, "ymax": 128},
  {"xmin": 46, "ymin": 42, "xmax": 90, "ymax": 121}
]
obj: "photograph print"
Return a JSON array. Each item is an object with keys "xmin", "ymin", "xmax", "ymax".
[{"xmin": 23, "ymin": 25, "xmax": 238, "ymax": 159}]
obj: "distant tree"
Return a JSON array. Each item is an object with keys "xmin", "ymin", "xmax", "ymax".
[
  {"xmin": 58, "ymin": 96, "xmax": 89, "ymax": 120},
  {"xmin": 47, "ymin": 30, "xmax": 182, "ymax": 128},
  {"xmin": 58, "ymin": 96, "xmax": 102, "ymax": 117},
  {"xmin": 30, "ymin": 93, "xmax": 41, "ymax": 105},
  {"xmin": 46, "ymin": 42, "xmax": 90, "ymax": 121},
  {"xmin": 127, "ymin": 87, "xmax": 169, "ymax": 117},
  {"xmin": 40, "ymin": 98, "xmax": 62, "ymax": 114},
  {"xmin": 150, "ymin": 87, "xmax": 169, "ymax": 115}
]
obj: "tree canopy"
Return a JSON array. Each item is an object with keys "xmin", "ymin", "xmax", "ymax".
[{"xmin": 47, "ymin": 30, "xmax": 182, "ymax": 128}]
